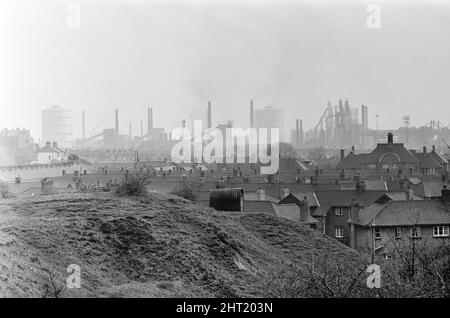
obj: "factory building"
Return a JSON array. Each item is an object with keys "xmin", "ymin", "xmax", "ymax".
[
  {"xmin": 0, "ymin": 128, "xmax": 34, "ymax": 148},
  {"xmin": 311, "ymin": 99, "xmax": 365, "ymax": 148},
  {"xmin": 37, "ymin": 141, "xmax": 67, "ymax": 164},
  {"xmin": 290, "ymin": 119, "xmax": 304, "ymax": 147},
  {"xmin": 254, "ymin": 106, "xmax": 285, "ymax": 142},
  {"xmin": 42, "ymin": 105, "xmax": 73, "ymax": 148}
]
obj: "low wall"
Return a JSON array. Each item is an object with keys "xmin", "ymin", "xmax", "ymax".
[{"xmin": 0, "ymin": 162, "xmax": 92, "ymax": 182}]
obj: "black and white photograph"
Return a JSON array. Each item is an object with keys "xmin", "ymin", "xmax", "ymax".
[{"xmin": 0, "ymin": 0, "xmax": 449, "ymax": 304}]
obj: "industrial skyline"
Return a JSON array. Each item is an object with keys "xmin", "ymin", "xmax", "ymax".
[{"xmin": 21, "ymin": 100, "xmax": 449, "ymax": 151}]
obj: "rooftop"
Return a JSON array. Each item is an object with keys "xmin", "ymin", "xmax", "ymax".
[{"xmin": 356, "ymin": 200, "xmax": 450, "ymax": 227}]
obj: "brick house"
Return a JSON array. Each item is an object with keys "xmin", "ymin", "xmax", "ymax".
[
  {"xmin": 337, "ymin": 133, "xmax": 448, "ymax": 176},
  {"xmin": 350, "ymin": 187, "xmax": 450, "ymax": 254},
  {"xmin": 313, "ymin": 190, "xmax": 403, "ymax": 245}
]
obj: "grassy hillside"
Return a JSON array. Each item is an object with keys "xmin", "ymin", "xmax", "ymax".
[{"xmin": 0, "ymin": 193, "xmax": 363, "ymax": 298}]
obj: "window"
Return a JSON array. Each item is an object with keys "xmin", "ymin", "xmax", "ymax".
[
  {"xmin": 433, "ymin": 226, "xmax": 449, "ymax": 238},
  {"xmin": 410, "ymin": 226, "xmax": 422, "ymax": 238},
  {"xmin": 374, "ymin": 228, "xmax": 381, "ymax": 240},
  {"xmin": 395, "ymin": 227, "xmax": 402, "ymax": 239},
  {"xmin": 335, "ymin": 227, "xmax": 344, "ymax": 238},
  {"xmin": 368, "ymin": 164, "xmax": 377, "ymax": 171},
  {"xmin": 335, "ymin": 208, "xmax": 344, "ymax": 216}
]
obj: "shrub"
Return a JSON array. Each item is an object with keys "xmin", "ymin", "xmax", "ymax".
[
  {"xmin": 261, "ymin": 240, "xmax": 450, "ymax": 298},
  {"xmin": 171, "ymin": 179, "xmax": 203, "ymax": 202},
  {"xmin": 116, "ymin": 172, "xmax": 151, "ymax": 196},
  {"xmin": 0, "ymin": 181, "xmax": 14, "ymax": 199}
]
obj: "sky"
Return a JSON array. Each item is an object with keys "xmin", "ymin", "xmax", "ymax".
[{"xmin": 0, "ymin": 0, "xmax": 449, "ymax": 141}]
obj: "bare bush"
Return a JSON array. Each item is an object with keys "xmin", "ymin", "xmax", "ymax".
[
  {"xmin": 374, "ymin": 237, "xmax": 450, "ymax": 297},
  {"xmin": 171, "ymin": 179, "xmax": 203, "ymax": 202},
  {"xmin": 42, "ymin": 269, "xmax": 66, "ymax": 298},
  {"xmin": 0, "ymin": 181, "xmax": 14, "ymax": 199},
  {"xmin": 262, "ymin": 252, "xmax": 373, "ymax": 298},
  {"xmin": 261, "ymin": 239, "xmax": 450, "ymax": 298},
  {"xmin": 116, "ymin": 172, "xmax": 151, "ymax": 196}
]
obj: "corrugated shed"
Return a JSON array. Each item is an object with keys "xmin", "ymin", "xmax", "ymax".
[{"xmin": 210, "ymin": 188, "xmax": 244, "ymax": 211}]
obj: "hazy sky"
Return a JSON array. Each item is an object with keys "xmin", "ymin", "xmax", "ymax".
[{"xmin": 0, "ymin": 0, "xmax": 449, "ymax": 141}]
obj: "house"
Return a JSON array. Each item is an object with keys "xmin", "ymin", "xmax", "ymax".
[
  {"xmin": 272, "ymin": 198, "xmax": 318, "ymax": 228},
  {"xmin": 37, "ymin": 142, "xmax": 67, "ymax": 164},
  {"xmin": 410, "ymin": 146, "xmax": 448, "ymax": 176},
  {"xmin": 409, "ymin": 179, "xmax": 447, "ymax": 198},
  {"xmin": 278, "ymin": 192, "xmax": 322, "ymax": 230},
  {"xmin": 312, "ymin": 189, "xmax": 416, "ymax": 245},
  {"xmin": 350, "ymin": 187, "xmax": 450, "ymax": 254},
  {"xmin": 243, "ymin": 201, "xmax": 277, "ymax": 215}
]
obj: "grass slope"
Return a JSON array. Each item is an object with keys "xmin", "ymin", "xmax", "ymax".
[{"xmin": 0, "ymin": 193, "xmax": 360, "ymax": 297}]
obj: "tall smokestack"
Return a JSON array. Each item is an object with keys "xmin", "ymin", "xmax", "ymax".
[
  {"xmin": 361, "ymin": 105, "xmax": 368, "ymax": 149},
  {"xmin": 207, "ymin": 101, "xmax": 212, "ymax": 129},
  {"xmin": 81, "ymin": 110, "xmax": 86, "ymax": 139},
  {"xmin": 296, "ymin": 119, "xmax": 300, "ymax": 146},
  {"xmin": 115, "ymin": 109, "xmax": 119, "ymax": 136},
  {"xmin": 148, "ymin": 107, "xmax": 153, "ymax": 133},
  {"xmin": 250, "ymin": 100, "xmax": 254, "ymax": 128},
  {"xmin": 300, "ymin": 120, "xmax": 303, "ymax": 146},
  {"xmin": 140, "ymin": 120, "xmax": 143, "ymax": 137},
  {"xmin": 129, "ymin": 122, "xmax": 132, "ymax": 137}
]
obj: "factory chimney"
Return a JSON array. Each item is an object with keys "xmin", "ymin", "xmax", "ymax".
[
  {"xmin": 250, "ymin": 100, "xmax": 254, "ymax": 128},
  {"xmin": 207, "ymin": 101, "xmax": 212, "ymax": 129},
  {"xmin": 115, "ymin": 109, "xmax": 119, "ymax": 136},
  {"xmin": 295, "ymin": 119, "xmax": 303, "ymax": 146},
  {"xmin": 300, "ymin": 120, "xmax": 303, "ymax": 146},
  {"xmin": 148, "ymin": 107, "xmax": 153, "ymax": 133},
  {"xmin": 129, "ymin": 122, "xmax": 132, "ymax": 137},
  {"xmin": 81, "ymin": 110, "xmax": 86, "ymax": 140}
]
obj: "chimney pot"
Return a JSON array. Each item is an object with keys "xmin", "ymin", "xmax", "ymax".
[
  {"xmin": 299, "ymin": 197, "xmax": 311, "ymax": 223},
  {"xmin": 281, "ymin": 186, "xmax": 290, "ymax": 198},
  {"xmin": 441, "ymin": 185, "xmax": 450, "ymax": 203},
  {"xmin": 423, "ymin": 146, "xmax": 427, "ymax": 153},
  {"xmin": 387, "ymin": 132, "xmax": 393, "ymax": 144},
  {"xmin": 349, "ymin": 199, "xmax": 360, "ymax": 222},
  {"xmin": 406, "ymin": 187, "xmax": 414, "ymax": 201},
  {"xmin": 256, "ymin": 188, "xmax": 265, "ymax": 201},
  {"xmin": 340, "ymin": 149, "xmax": 345, "ymax": 160}
]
